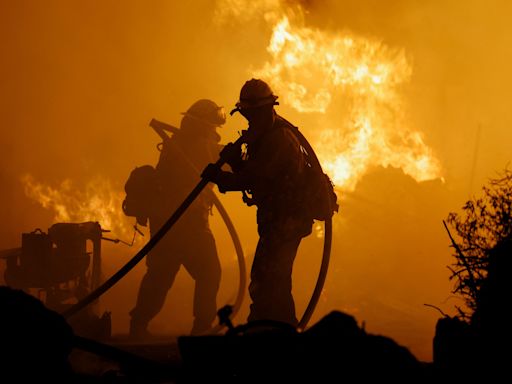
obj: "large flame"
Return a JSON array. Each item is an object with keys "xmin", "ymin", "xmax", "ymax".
[
  {"xmin": 216, "ymin": 1, "xmax": 442, "ymax": 191},
  {"xmin": 22, "ymin": 174, "xmax": 137, "ymax": 240}
]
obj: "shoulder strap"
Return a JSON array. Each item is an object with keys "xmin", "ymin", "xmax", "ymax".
[
  {"xmin": 277, "ymin": 115, "xmax": 322, "ymax": 170},
  {"xmin": 278, "ymin": 115, "xmax": 339, "ymax": 217}
]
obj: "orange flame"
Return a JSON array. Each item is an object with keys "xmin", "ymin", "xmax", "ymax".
[
  {"xmin": 21, "ymin": 174, "xmax": 137, "ymax": 240},
  {"xmin": 216, "ymin": 1, "xmax": 442, "ymax": 191},
  {"xmin": 213, "ymin": 0, "xmax": 283, "ymax": 25}
]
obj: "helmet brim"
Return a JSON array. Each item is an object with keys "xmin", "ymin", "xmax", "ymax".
[
  {"xmin": 180, "ymin": 106, "xmax": 226, "ymax": 126},
  {"xmin": 235, "ymin": 95, "xmax": 278, "ymax": 110}
]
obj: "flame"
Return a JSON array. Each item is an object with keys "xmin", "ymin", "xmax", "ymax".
[
  {"xmin": 213, "ymin": 0, "xmax": 282, "ymax": 25},
  {"xmin": 22, "ymin": 174, "xmax": 137, "ymax": 240},
  {"xmin": 215, "ymin": 1, "xmax": 442, "ymax": 191}
]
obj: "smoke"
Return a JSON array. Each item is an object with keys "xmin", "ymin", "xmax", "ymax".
[{"xmin": 1, "ymin": 0, "xmax": 511, "ymax": 361}]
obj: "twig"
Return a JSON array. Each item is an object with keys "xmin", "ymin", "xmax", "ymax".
[
  {"xmin": 423, "ymin": 303, "xmax": 448, "ymax": 317},
  {"xmin": 443, "ymin": 220, "xmax": 478, "ymax": 298}
]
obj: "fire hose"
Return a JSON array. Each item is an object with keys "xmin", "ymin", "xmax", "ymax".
[
  {"xmin": 287, "ymin": 122, "xmax": 335, "ymax": 330},
  {"xmin": 62, "ymin": 128, "xmax": 246, "ymax": 321},
  {"xmin": 63, "ymin": 120, "xmax": 334, "ymax": 332}
]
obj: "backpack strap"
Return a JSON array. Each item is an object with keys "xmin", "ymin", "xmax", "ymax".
[{"xmin": 278, "ymin": 116, "xmax": 339, "ymax": 219}]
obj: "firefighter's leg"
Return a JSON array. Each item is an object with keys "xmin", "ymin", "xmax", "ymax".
[
  {"xmin": 248, "ymin": 232, "xmax": 302, "ymax": 326},
  {"xmin": 129, "ymin": 242, "xmax": 181, "ymax": 338},
  {"xmin": 183, "ymin": 230, "xmax": 221, "ymax": 335}
]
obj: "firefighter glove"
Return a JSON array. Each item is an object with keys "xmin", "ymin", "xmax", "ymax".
[{"xmin": 219, "ymin": 142, "xmax": 242, "ymax": 162}]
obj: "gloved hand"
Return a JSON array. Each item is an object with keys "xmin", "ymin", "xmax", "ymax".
[
  {"xmin": 219, "ymin": 142, "xmax": 242, "ymax": 162},
  {"xmin": 201, "ymin": 163, "xmax": 221, "ymax": 183}
]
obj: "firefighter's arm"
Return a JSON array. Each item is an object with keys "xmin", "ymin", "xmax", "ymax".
[
  {"xmin": 218, "ymin": 142, "xmax": 244, "ymax": 172},
  {"xmin": 201, "ymin": 164, "xmax": 250, "ymax": 193}
]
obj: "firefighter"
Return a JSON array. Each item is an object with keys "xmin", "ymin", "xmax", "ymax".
[
  {"xmin": 203, "ymin": 79, "xmax": 314, "ymax": 326},
  {"xmin": 129, "ymin": 99, "xmax": 226, "ymax": 338}
]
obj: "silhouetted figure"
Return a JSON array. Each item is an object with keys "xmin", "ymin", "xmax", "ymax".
[
  {"xmin": 0, "ymin": 286, "xmax": 74, "ymax": 380},
  {"xmin": 129, "ymin": 99, "xmax": 226, "ymax": 338},
  {"xmin": 203, "ymin": 79, "xmax": 313, "ymax": 326}
]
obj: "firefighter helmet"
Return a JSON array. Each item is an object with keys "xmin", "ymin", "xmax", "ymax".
[
  {"xmin": 235, "ymin": 79, "xmax": 279, "ymax": 110},
  {"xmin": 181, "ymin": 99, "xmax": 226, "ymax": 126}
]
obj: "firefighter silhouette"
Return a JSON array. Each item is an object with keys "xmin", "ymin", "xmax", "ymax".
[
  {"xmin": 203, "ymin": 80, "xmax": 314, "ymax": 326},
  {"xmin": 129, "ymin": 99, "xmax": 226, "ymax": 338}
]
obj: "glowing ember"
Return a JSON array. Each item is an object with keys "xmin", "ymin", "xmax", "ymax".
[{"xmin": 21, "ymin": 174, "xmax": 136, "ymax": 239}]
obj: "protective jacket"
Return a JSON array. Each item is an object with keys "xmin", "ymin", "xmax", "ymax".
[{"xmin": 217, "ymin": 114, "xmax": 313, "ymax": 238}]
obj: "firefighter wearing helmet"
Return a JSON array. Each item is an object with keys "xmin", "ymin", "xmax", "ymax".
[
  {"xmin": 203, "ymin": 79, "xmax": 313, "ymax": 327},
  {"xmin": 129, "ymin": 99, "xmax": 226, "ymax": 338},
  {"xmin": 182, "ymin": 99, "xmax": 227, "ymax": 127}
]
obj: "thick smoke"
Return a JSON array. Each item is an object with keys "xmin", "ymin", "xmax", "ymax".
[{"xmin": 1, "ymin": 0, "xmax": 511, "ymax": 361}]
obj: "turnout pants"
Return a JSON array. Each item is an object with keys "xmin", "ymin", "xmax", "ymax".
[{"xmin": 130, "ymin": 224, "xmax": 221, "ymax": 335}]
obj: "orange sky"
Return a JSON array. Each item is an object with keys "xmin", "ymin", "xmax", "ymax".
[{"xmin": 1, "ymin": 0, "xmax": 511, "ymax": 362}]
